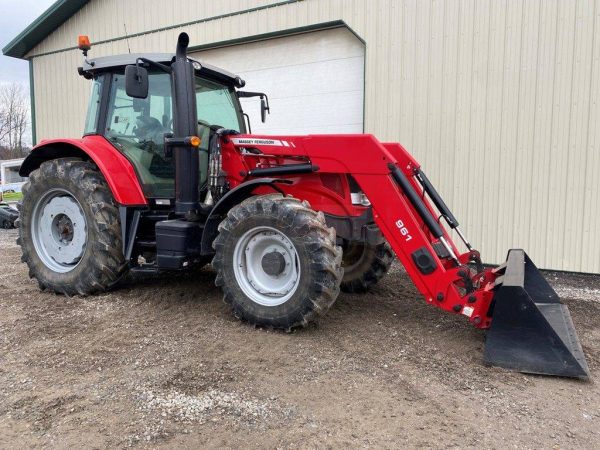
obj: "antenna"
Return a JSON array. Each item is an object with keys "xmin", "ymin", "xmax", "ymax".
[{"xmin": 123, "ymin": 23, "xmax": 131, "ymax": 54}]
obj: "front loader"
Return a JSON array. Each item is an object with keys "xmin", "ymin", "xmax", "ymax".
[{"xmin": 17, "ymin": 33, "xmax": 589, "ymax": 379}]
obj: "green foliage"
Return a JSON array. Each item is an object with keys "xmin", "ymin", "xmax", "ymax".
[{"xmin": 1, "ymin": 191, "xmax": 22, "ymax": 202}]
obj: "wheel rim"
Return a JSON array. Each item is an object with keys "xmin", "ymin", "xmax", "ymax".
[
  {"xmin": 31, "ymin": 189, "xmax": 88, "ymax": 273},
  {"xmin": 232, "ymin": 226, "xmax": 301, "ymax": 306}
]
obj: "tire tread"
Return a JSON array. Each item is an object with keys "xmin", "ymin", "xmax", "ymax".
[{"xmin": 341, "ymin": 241, "xmax": 394, "ymax": 293}]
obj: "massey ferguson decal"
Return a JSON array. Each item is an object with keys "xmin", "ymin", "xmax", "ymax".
[{"xmin": 231, "ymin": 138, "xmax": 294, "ymax": 147}]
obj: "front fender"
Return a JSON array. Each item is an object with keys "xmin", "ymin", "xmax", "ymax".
[
  {"xmin": 200, "ymin": 178, "xmax": 289, "ymax": 254},
  {"xmin": 20, "ymin": 135, "xmax": 147, "ymax": 205}
]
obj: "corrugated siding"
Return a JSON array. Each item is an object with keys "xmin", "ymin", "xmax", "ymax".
[{"xmin": 27, "ymin": 0, "xmax": 600, "ymax": 273}]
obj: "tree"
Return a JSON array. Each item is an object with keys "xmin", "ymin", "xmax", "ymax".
[
  {"xmin": 0, "ymin": 104, "xmax": 10, "ymax": 144},
  {"xmin": 0, "ymin": 83, "xmax": 30, "ymax": 158}
]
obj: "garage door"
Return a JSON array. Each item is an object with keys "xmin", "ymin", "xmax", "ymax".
[{"xmin": 190, "ymin": 27, "xmax": 365, "ymax": 135}]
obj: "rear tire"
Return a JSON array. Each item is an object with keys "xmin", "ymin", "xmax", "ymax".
[
  {"xmin": 18, "ymin": 158, "xmax": 127, "ymax": 295},
  {"xmin": 2, "ymin": 220, "xmax": 11, "ymax": 229},
  {"xmin": 212, "ymin": 194, "xmax": 343, "ymax": 330},
  {"xmin": 340, "ymin": 240, "xmax": 394, "ymax": 293}
]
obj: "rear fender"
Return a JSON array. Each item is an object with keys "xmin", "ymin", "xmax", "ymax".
[{"xmin": 19, "ymin": 136, "xmax": 147, "ymax": 205}]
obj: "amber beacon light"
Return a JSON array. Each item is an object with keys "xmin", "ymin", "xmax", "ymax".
[{"xmin": 78, "ymin": 35, "xmax": 91, "ymax": 51}]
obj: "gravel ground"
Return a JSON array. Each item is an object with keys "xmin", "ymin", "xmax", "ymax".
[{"xmin": 0, "ymin": 228, "xmax": 599, "ymax": 449}]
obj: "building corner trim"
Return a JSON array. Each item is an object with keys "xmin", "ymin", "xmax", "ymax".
[{"xmin": 29, "ymin": 59, "xmax": 37, "ymax": 146}]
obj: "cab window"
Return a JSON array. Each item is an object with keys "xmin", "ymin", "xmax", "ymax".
[
  {"xmin": 195, "ymin": 77, "xmax": 244, "ymax": 151},
  {"xmin": 104, "ymin": 72, "xmax": 174, "ymax": 198},
  {"xmin": 83, "ymin": 77, "xmax": 103, "ymax": 135}
]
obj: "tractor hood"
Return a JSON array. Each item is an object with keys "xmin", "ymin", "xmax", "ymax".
[{"xmin": 78, "ymin": 52, "xmax": 245, "ymax": 87}]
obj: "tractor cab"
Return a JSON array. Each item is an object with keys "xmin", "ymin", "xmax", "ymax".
[{"xmin": 79, "ymin": 52, "xmax": 247, "ymax": 201}]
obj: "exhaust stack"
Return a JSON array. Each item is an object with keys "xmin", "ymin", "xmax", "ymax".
[{"xmin": 171, "ymin": 32, "xmax": 200, "ymax": 216}]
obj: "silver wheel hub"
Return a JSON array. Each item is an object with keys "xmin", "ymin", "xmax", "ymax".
[
  {"xmin": 32, "ymin": 191, "xmax": 87, "ymax": 273},
  {"xmin": 233, "ymin": 226, "xmax": 301, "ymax": 307}
]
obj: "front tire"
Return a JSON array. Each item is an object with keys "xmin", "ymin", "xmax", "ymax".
[
  {"xmin": 212, "ymin": 194, "xmax": 343, "ymax": 330},
  {"xmin": 340, "ymin": 240, "xmax": 394, "ymax": 293},
  {"xmin": 18, "ymin": 158, "xmax": 127, "ymax": 295}
]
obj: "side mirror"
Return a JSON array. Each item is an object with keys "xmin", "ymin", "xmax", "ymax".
[
  {"xmin": 236, "ymin": 91, "xmax": 270, "ymax": 123},
  {"xmin": 125, "ymin": 65, "xmax": 148, "ymax": 99},
  {"xmin": 260, "ymin": 97, "xmax": 270, "ymax": 123}
]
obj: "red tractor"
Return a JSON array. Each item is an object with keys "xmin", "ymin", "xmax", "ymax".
[{"xmin": 17, "ymin": 33, "xmax": 589, "ymax": 379}]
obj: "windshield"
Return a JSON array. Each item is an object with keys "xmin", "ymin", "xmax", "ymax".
[{"xmin": 195, "ymin": 76, "xmax": 245, "ymax": 151}]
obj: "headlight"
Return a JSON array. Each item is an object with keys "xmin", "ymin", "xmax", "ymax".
[{"xmin": 350, "ymin": 192, "xmax": 371, "ymax": 206}]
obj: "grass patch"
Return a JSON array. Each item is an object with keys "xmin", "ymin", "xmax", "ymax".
[{"xmin": 1, "ymin": 192, "xmax": 23, "ymax": 202}]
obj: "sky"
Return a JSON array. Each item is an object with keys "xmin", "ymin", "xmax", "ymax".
[{"xmin": 0, "ymin": 0, "xmax": 56, "ymax": 86}]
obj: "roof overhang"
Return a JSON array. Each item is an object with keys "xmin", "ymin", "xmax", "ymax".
[
  {"xmin": 80, "ymin": 53, "xmax": 245, "ymax": 88},
  {"xmin": 2, "ymin": 0, "xmax": 89, "ymax": 59}
]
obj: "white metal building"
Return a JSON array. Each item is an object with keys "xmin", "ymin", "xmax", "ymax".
[{"xmin": 3, "ymin": 0, "xmax": 599, "ymax": 273}]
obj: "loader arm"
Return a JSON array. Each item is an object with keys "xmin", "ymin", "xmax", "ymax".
[
  {"xmin": 227, "ymin": 134, "xmax": 497, "ymax": 328},
  {"xmin": 353, "ymin": 167, "xmax": 495, "ymax": 327}
]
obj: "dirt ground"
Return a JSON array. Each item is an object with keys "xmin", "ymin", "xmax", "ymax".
[{"xmin": 0, "ymin": 228, "xmax": 599, "ymax": 449}]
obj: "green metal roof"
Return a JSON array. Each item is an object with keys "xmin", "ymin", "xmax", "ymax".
[{"xmin": 2, "ymin": 0, "xmax": 89, "ymax": 59}]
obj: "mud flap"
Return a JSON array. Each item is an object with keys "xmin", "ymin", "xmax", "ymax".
[{"xmin": 484, "ymin": 249, "xmax": 590, "ymax": 379}]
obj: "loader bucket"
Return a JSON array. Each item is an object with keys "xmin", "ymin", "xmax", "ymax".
[{"xmin": 484, "ymin": 249, "xmax": 590, "ymax": 379}]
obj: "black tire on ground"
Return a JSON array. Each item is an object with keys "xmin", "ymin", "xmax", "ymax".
[
  {"xmin": 18, "ymin": 158, "xmax": 127, "ymax": 295},
  {"xmin": 340, "ymin": 240, "xmax": 394, "ymax": 293},
  {"xmin": 2, "ymin": 220, "xmax": 11, "ymax": 229},
  {"xmin": 212, "ymin": 194, "xmax": 343, "ymax": 330}
]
